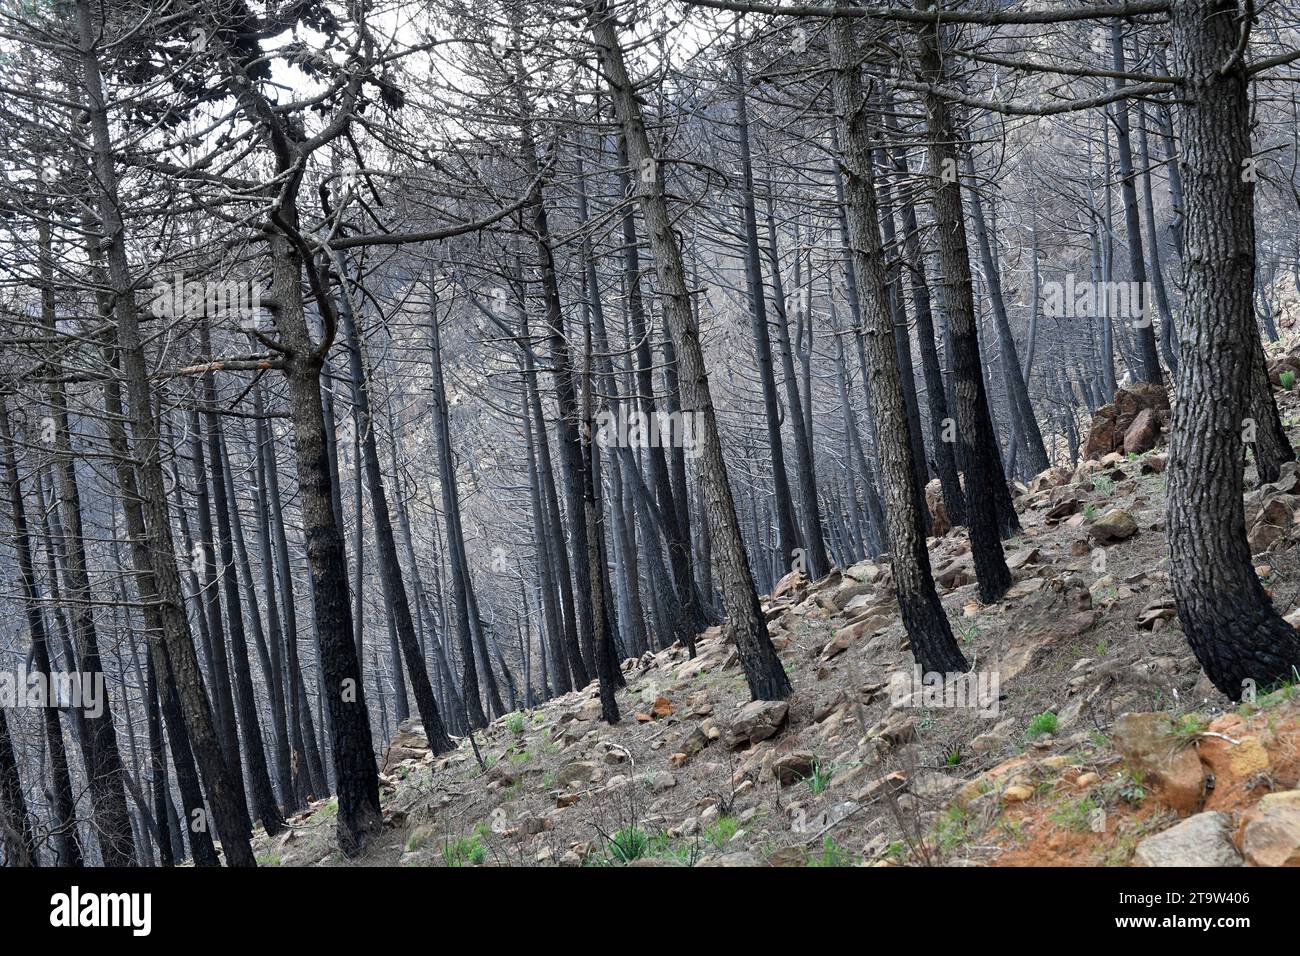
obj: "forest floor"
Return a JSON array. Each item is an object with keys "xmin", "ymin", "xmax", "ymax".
[{"xmin": 247, "ymin": 337, "xmax": 1300, "ymax": 868}]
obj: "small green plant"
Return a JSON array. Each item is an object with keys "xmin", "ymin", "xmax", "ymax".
[
  {"xmin": 944, "ymin": 745, "xmax": 963, "ymax": 767},
  {"xmin": 1118, "ymin": 772, "xmax": 1147, "ymax": 806},
  {"xmin": 704, "ymin": 815, "xmax": 740, "ymax": 849},
  {"xmin": 807, "ymin": 835, "xmax": 852, "ymax": 867},
  {"xmin": 1282, "ymin": 369, "xmax": 1297, "ymax": 390},
  {"xmin": 1092, "ymin": 475, "xmax": 1116, "ymax": 497},
  {"xmin": 1083, "ymin": 503, "xmax": 1098, "ymax": 519},
  {"xmin": 1050, "ymin": 795, "xmax": 1100, "ymax": 833},
  {"xmin": 935, "ymin": 805, "xmax": 972, "ymax": 855},
  {"xmin": 645, "ymin": 832, "xmax": 693, "ymax": 865},
  {"xmin": 806, "ymin": 762, "xmax": 833, "ymax": 796},
  {"xmin": 1172, "ymin": 712, "xmax": 1209, "ymax": 741},
  {"xmin": 1095, "ymin": 639, "xmax": 1107, "ymax": 657},
  {"xmin": 506, "ymin": 746, "xmax": 532, "ymax": 765},
  {"xmin": 442, "ymin": 834, "xmax": 488, "ymax": 866},
  {"xmin": 605, "ymin": 826, "xmax": 649, "ymax": 863},
  {"xmin": 957, "ymin": 622, "xmax": 980, "ymax": 644},
  {"xmin": 505, "ymin": 712, "xmax": 526, "ymax": 733},
  {"xmin": 1026, "ymin": 711, "xmax": 1058, "ymax": 739}
]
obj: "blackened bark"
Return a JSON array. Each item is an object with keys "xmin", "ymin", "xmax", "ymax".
[
  {"xmin": 521, "ymin": 363, "xmax": 572, "ymax": 695},
  {"xmin": 526, "ymin": 145, "xmax": 617, "ymax": 680},
  {"xmin": 581, "ymin": 327, "xmax": 623, "ymax": 724},
  {"xmin": 882, "ymin": 107, "xmax": 968, "ymax": 527},
  {"xmin": 1136, "ymin": 100, "xmax": 1181, "ymax": 374},
  {"xmin": 0, "ymin": 396, "xmax": 81, "ymax": 866},
  {"xmin": 334, "ymin": 259, "xmax": 454, "ymax": 752},
  {"xmin": 1166, "ymin": 0, "xmax": 1300, "ymax": 699},
  {"xmin": 76, "ymin": 0, "xmax": 254, "ymax": 866},
  {"xmin": 0, "ymin": 703, "xmax": 35, "ymax": 866},
  {"xmin": 575, "ymin": 149, "xmax": 653, "ymax": 655},
  {"xmin": 915, "ymin": 2, "xmax": 1015, "ymax": 601},
  {"xmin": 186, "ymin": 406, "xmax": 244, "ymax": 803},
  {"xmin": 201, "ymin": 333, "xmax": 285, "ymax": 835},
  {"xmin": 247, "ymin": 394, "xmax": 298, "ymax": 809},
  {"xmin": 963, "ymin": 154, "xmax": 1050, "ymax": 476},
  {"xmin": 876, "ymin": 156, "xmax": 936, "ymax": 535},
  {"xmin": 520, "ymin": 298, "xmax": 591, "ymax": 689},
  {"xmin": 221, "ymin": 424, "xmax": 293, "ymax": 811},
  {"xmin": 830, "ymin": 20, "xmax": 968, "ymax": 675},
  {"xmin": 734, "ymin": 67, "xmax": 805, "ymax": 577},
  {"xmin": 260, "ymin": 393, "xmax": 329, "ymax": 800},
  {"xmin": 142, "ymin": 653, "xmax": 174, "ymax": 866},
  {"xmin": 1246, "ymin": 330, "xmax": 1294, "ymax": 485},
  {"xmin": 270, "ymin": 220, "xmax": 382, "ymax": 857},
  {"xmin": 1111, "ymin": 19, "xmax": 1165, "ymax": 385},
  {"xmin": 614, "ymin": 137, "xmax": 699, "ymax": 643},
  {"xmin": 591, "ymin": 2, "xmax": 791, "ymax": 699},
  {"xmin": 429, "ymin": 278, "xmax": 491, "ymax": 727},
  {"xmin": 761, "ymin": 185, "xmax": 833, "ymax": 577}
]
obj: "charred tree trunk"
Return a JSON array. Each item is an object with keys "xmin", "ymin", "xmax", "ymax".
[
  {"xmin": 915, "ymin": 2, "xmax": 1015, "ymax": 602},
  {"xmin": 201, "ymin": 329, "xmax": 285, "ymax": 835},
  {"xmin": 429, "ymin": 277, "xmax": 492, "ymax": 727},
  {"xmin": 590, "ymin": 3, "xmax": 791, "ymax": 700},
  {"xmin": 0, "ymin": 396, "xmax": 81, "ymax": 866},
  {"xmin": 830, "ymin": 20, "xmax": 968, "ymax": 674},
  {"xmin": 1111, "ymin": 19, "xmax": 1165, "ymax": 385},
  {"xmin": 614, "ymin": 136, "xmax": 699, "ymax": 643},
  {"xmin": 186, "ymin": 406, "xmax": 244, "ymax": 806},
  {"xmin": 333, "ymin": 257, "xmax": 454, "ymax": 752},
  {"xmin": 733, "ymin": 65, "xmax": 805, "ymax": 578},
  {"xmin": 963, "ymin": 154, "xmax": 1050, "ymax": 476},
  {"xmin": 269, "ymin": 217, "xmax": 382, "ymax": 856},
  {"xmin": 1165, "ymin": 0, "xmax": 1300, "ymax": 699},
  {"xmin": 259, "ymin": 393, "xmax": 329, "ymax": 801},
  {"xmin": 0, "ymin": 702, "xmax": 35, "ymax": 866},
  {"xmin": 882, "ymin": 106, "xmax": 968, "ymax": 527}
]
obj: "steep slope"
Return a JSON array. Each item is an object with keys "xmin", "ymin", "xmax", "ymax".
[{"xmin": 248, "ymin": 340, "xmax": 1300, "ymax": 869}]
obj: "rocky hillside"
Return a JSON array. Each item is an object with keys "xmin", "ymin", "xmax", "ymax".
[{"xmin": 249, "ymin": 339, "xmax": 1300, "ymax": 869}]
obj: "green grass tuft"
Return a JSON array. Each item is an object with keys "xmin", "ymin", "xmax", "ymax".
[
  {"xmin": 704, "ymin": 815, "xmax": 740, "ymax": 849},
  {"xmin": 1026, "ymin": 711, "xmax": 1058, "ymax": 739}
]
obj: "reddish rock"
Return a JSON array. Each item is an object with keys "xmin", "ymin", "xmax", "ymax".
[
  {"xmin": 1123, "ymin": 408, "xmax": 1160, "ymax": 455},
  {"xmin": 1112, "ymin": 712, "xmax": 1206, "ymax": 815},
  {"xmin": 1240, "ymin": 791, "xmax": 1300, "ymax": 866},
  {"xmin": 1044, "ymin": 495, "xmax": 1082, "ymax": 522},
  {"xmin": 1083, "ymin": 385, "xmax": 1170, "ymax": 459},
  {"xmin": 1083, "ymin": 404, "xmax": 1120, "ymax": 459},
  {"xmin": 1246, "ymin": 495, "xmax": 1295, "ymax": 554},
  {"xmin": 1027, "ymin": 466, "xmax": 1072, "ymax": 495},
  {"xmin": 771, "ymin": 569, "xmax": 807, "ymax": 602}
]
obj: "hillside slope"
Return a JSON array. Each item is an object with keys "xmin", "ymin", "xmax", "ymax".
[{"xmin": 250, "ymin": 346, "xmax": 1300, "ymax": 869}]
